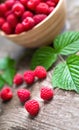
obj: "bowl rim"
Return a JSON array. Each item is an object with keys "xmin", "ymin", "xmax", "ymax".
[{"xmin": 0, "ymin": 0, "xmax": 64, "ymax": 38}]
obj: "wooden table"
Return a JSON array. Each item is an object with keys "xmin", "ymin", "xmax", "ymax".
[{"xmin": 0, "ymin": 0, "xmax": 79, "ymax": 130}]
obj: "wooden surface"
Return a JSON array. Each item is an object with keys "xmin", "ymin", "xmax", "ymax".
[{"xmin": 0, "ymin": 0, "xmax": 79, "ymax": 130}]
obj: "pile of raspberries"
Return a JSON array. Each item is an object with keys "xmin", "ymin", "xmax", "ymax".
[
  {"xmin": 0, "ymin": 66, "xmax": 54, "ymax": 117},
  {"xmin": 0, "ymin": 0, "xmax": 59, "ymax": 34}
]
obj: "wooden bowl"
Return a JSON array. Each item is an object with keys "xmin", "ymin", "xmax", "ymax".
[{"xmin": 0, "ymin": 0, "xmax": 66, "ymax": 48}]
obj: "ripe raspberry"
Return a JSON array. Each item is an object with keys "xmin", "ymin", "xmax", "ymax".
[
  {"xmin": 1, "ymin": 87, "xmax": 13, "ymax": 101},
  {"xmin": 0, "ymin": 18, "xmax": 5, "ymax": 28},
  {"xmin": 34, "ymin": 66, "xmax": 47, "ymax": 79},
  {"xmin": 46, "ymin": 1, "xmax": 56, "ymax": 7},
  {"xmin": 20, "ymin": 0, "xmax": 28, "ymax": 7},
  {"xmin": 53, "ymin": 0, "xmax": 59, "ymax": 4},
  {"xmin": 5, "ymin": 10, "xmax": 12, "ymax": 17},
  {"xmin": 49, "ymin": 7, "xmax": 54, "ymax": 13},
  {"xmin": 25, "ymin": 99, "xmax": 40, "ymax": 116},
  {"xmin": 5, "ymin": 0, "xmax": 15, "ymax": 9},
  {"xmin": 17, "ymin": 89, "xmax": 30, "ymax": 103},
  {"xmin": 13, "ymin": 74, "xmax": 23, "ymax": 85},
  {"xmin": 22, "ymin": 17, "xmax": 35, "ymax": 31},
  {"xmin": 22, "ymin": 11, "xmax": 33, "ymax": 20},
  {"xmin": 36, "ymin": 2, "xmax": 49, "ymax": 14},
  {"xmin": 15, "ymin": 23, "xmax": 24, "ymax": 34},
  {"xmin": 24, "ymin": 70, "xmax": 35, "ymax": 84},
  {"xmin": 40, "ymin": 87, "xmax": 54, "ymax": 101},
  {"xmin": 33, "ymin": 14, "xmax": 47, "ymax": 25},
  {"xmin": 0, "ymin": 3, "xmax": 7, "ymax": 16},
  {"xmin": 27, "ymin": 0, "xmax": 40, "ymax": 11},
  {"xmin": 12, "ymin": 2, "xmax": 25, "ymax": 17},
  {"xmin": 7, "ymin": 14, "xmax": 18, "ymax": 28},
  {"xmin": 1, "ymin": 22, "xmax": 12, "ymax": 34}
]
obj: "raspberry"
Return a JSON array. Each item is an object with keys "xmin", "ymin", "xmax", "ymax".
[
  {"xmin": 13, "ymin": 74, "xmax": 23, "ymax": 85},
  {"xmin": 53, "ymin": 0, "xmax": 59, "ymax": 4},
  {"xmin": 0, "ymin": 3, "xmax": 8, "ymax": 16},
  {"xmin": 36, "ymin": 2, "xmax": 49, "ymax": 14},
  {"xmin": 7, "ymin": 14, "xmax": 18, "ymax": 28},
  {"xmin": 34, "ymin": 66, "xmax": 47, "ymax": 79},
  {"xmin": 15, "ymin": 23, "xmax": 24, "ymax": 34},
  {"xmin": 1, "ymin": 22, "xmax": 12, "ymax": 34},
  {"xmin": 46, "ymin": 1, "xmax": 56, "ymax": 7},
  {"xmin": 25, "ymin": 99, "xmax": 40, "ymax": 116},
  {"xmin": 49, "ymin": 7, "xmax": 54, "ymax": 13},
  {"xmin": 5, "ymin": 0, "xmax": 15, "ymax": 9},
  {"xmin": 1, "ymin": 87, "xmax": 13, "ymax": 101},
  {"xmin": 0, "ymin": 18, "xmax": 5, "ymax": 28},
  {"xmin": 22, "ymin": 17, "xmax": 35, "ymax": 31},
  {"xmin": 40, "ymin": 87, "xmax": 54, "ymax": 101},
  {"xmin": 24, "ymin": 70, "xmax": 35, "ymax": 84},
  {"xmin": 17, "ymin": 89, "xmax": 30, "ymax": 103},
  {"xmin": 12, "ymin": 2, "xmax": 25, "ymax": 17},
  {"xmin": 20, "ymin": 0, "xmax": 28, "ymax": 7},
  {"xmin": 33, "ymin": 14, "xmax": 47, "ymax": 25},
  {"xmin": 5, "ymin": 10, "xmax": 12, "ymax": 17},
  {"xmin": 27, "ymin": 0, "xmax": 40, "ymax": 11},
  {"xmin": 22, "ymin": 11, "xmax": 33, "ymax": 20}
]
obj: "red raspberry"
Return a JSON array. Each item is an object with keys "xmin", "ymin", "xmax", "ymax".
[
  {"xmin": 17, "ymin": 89, "xmax": 30, "ymax": 103},
  {"xmin": 0, "ymin": 3, "xmax": 8, "ymax": 16},
  {"xmin": 20, "ymin": 0, "xmax": 28, "ymax": 7},
  {"xmin": 13, "ymin": 74, "xmax": 23, "ymax": 85},
  {"xmin": 0, "ymin": 18, "xmax": 5, "ymax": 28},
  {"xmin": 34, "ymin": 66, "xmax": 47, "ymax": 79},
  {"xmin": 22, "ymin": 11, "xmax": 33, "ymax": 20},
  {"xmin": 1, "ymin": 87, "xmax": 13, "ymax": 101},
  {"xmin": 5, "ymin": 0, "xmax": 15, "ymax": 9},
  {"xmin": 40, "ymin": 87, "xmax": 54, "ymax": 101},
  {"xmin": 49, "ymin": 6, "xmax": 54, "ymax": 13},
  {"xmin": 12, "ymin": 2, "xmax": 25, "ymax": 17},
  {"xmin": 1, "ymin": 22, "xmax": 12, "ymax": 34},
  {"xmin": 25, "ymin": 99, "xmax": 40, "ymax": 116},
  {"xmin": 24, "ymin": 70, "xmax": 35, "ymax": 84},
  {"xmin": 46, "ymin": 0, "xmax": 56, "ymax": 7},
  {"xmin": 5, "ymin": 10, "xmax": 12, "ymax": 17},
  {"xmin": 27, "ymin": 0, "xmax": 40, "ymax": 11},
  {"xmin": 36, "ymin": 2, "xmax": 49, "ymax": 14},
  {"xmin": 22, "ymin": 17, "xmax": 35, "ymax": 31},
  {"xmin": 33, "ymin": 14, "xmax": 47, "ymax": 25},
  {"xmin": 53, "ymin": 0, "xmax": 59, "ymax": 4},
  {"xmin": 15, "ymin": 23, "xmax": 24, "ymax": 34},
  {"xmin": 7, "ymin": 14, "xmax": 18, "ymax": 28}
]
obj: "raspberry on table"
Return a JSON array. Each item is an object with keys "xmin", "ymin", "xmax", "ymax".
[
  {"xmin": 15, "ymin": 23, "xmax": 24, "ymax": 34},
  {"xmin": 23, "ymin": 70, "xmax": 35, "ymax": 84},
  {"xmin": 27, "ymin": 0, "xmax": 40, "ymax": 11},
  {"xmin": 36, "ymin": 2, "xmax": 49, "ymax": 14},
  {"xmin": 13, "ymin": 73, "xmax": 23, "ymax": 85},
  {"xmin": 25, "ymin": 99, "xmax": 40, "ymax": 116},
  {"xmin": 40, "ymin": 87, "xmax": 54, "ymax": 101},
  {"xmin": 1, "ymin": 86, "xmax": 13, "ymax": 101},
  {"xmin": 22, "ymin": 17, "xmax": 35, "ymax": 31},
  {"xmin": 34, "ymin": 66, "xmax": 47, "ymax": 79},
  {"xmin": 1, "ymin": 22, "xmax": 12, "ymax": 34},
  {"xmin": 22, "ymin": 11, "xmax": 33, "ymax": 20},
  {"xmin": 12, "ymin": 2, "xmax": 25, "ymax": 17},
  {"xmin": 0, "ymin": 18, "xmax": 5, "ymax": 28},
  {"xmin": 17, "ymin": 89, "xmax": 30, "ymax": 103},
  {"xmin": 33, "ymin": 14, "xmax": 47, "ymax": 25},
  {"xmin": 6, "ymin": 14, "xmax": 18, "ymax": 28}
]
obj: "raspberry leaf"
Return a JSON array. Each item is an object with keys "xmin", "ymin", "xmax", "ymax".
[
  {"xmin": 52, "ymin": 55, "xmax": 79, "ymax": 93},
  {"xmin": 0, "ymin": 75, "xmax": 5, "ymax": 89},
  {"xmin": 54, "ymin": 31, "xmax": 79, "ymax": 55},
  {"xmin": 31, "ymin": 47, "xmax": 57, "ymax": 70},
  {"xmin": 2, "ymin": 68, "xmax": 16, "ymax": 86}
]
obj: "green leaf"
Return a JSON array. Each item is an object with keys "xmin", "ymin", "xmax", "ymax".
[
  {"xmin": 2, "ymin": 68, "xmax": 16, "ymax": 86},
  {"xmin": 54, "ymin": 31, "xmax": 79, "ymax": 55},
  {"xmin": 0, "ymin": 57, "xmax": 15, "ymax": 70},
  {"xmin": 52, "ymin": 55, "xmax": 79, "ymax": 93},
  {"xmin": 31, "ymin": 47, "xmax": 57, "ymax": 70},
  {"xmin": 0, "ymin": 75, "xmax": 5, "ymax": 89}
]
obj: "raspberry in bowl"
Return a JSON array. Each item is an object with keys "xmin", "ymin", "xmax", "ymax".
[{"xmin": 0, "ymin": 0, "xmax": 66, "ymax": 48}]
